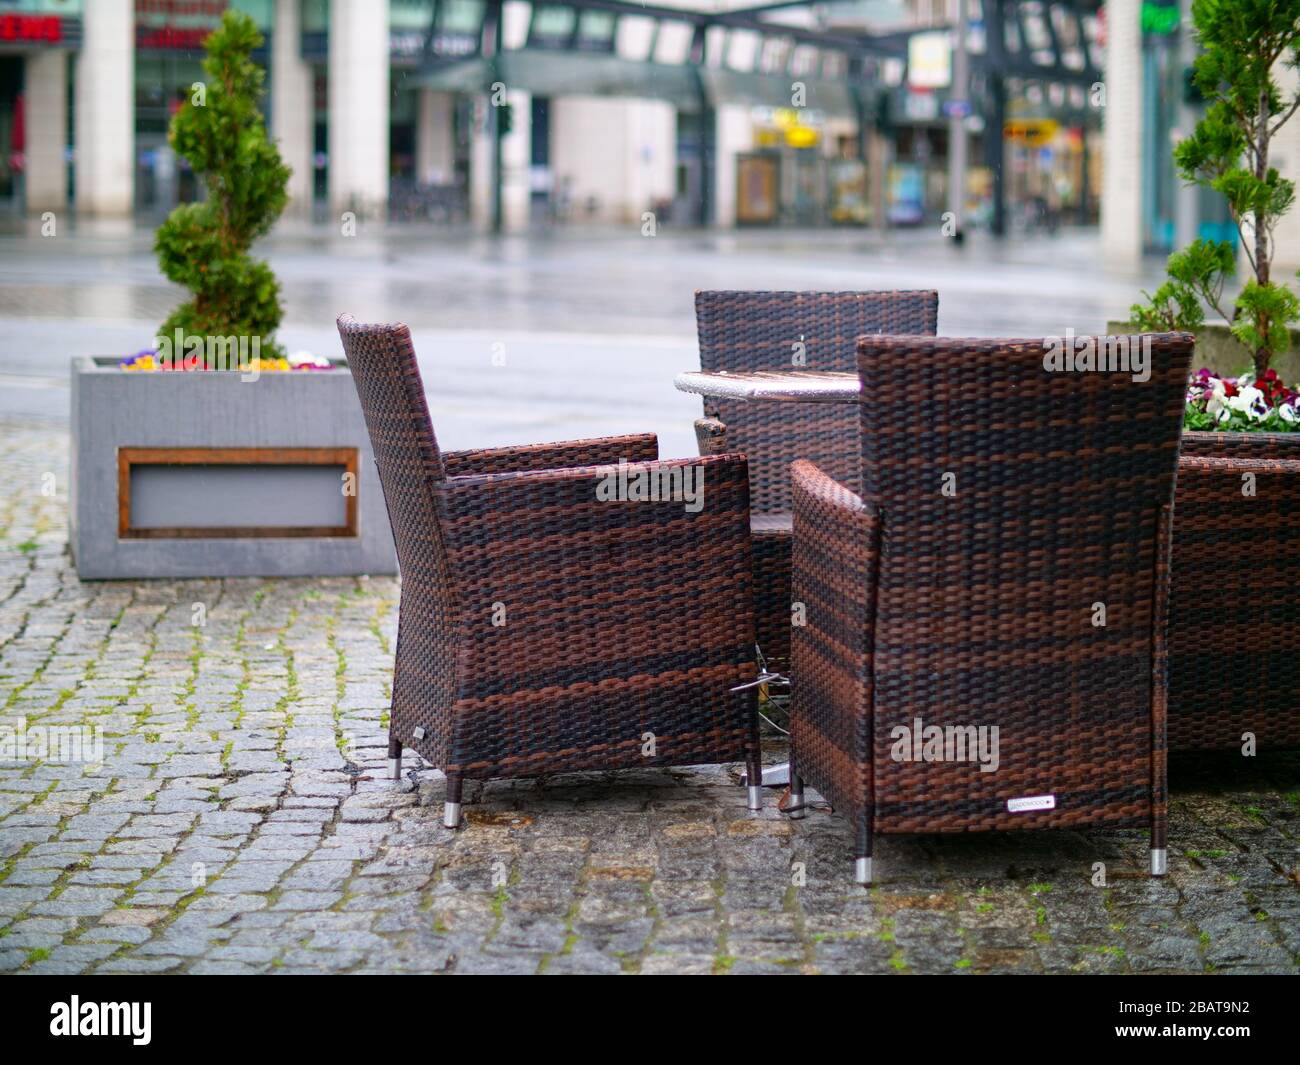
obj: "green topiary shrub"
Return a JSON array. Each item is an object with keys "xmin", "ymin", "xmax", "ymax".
[
  {"xmin": 154, "ymin": 10, "xmax": 290, "ymax": 365},
  {"xmin": 1130, "ymin": 0, "xmax": 1300, "ymax": 378}
]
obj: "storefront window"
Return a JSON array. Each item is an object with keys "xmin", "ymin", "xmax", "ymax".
[
  {"xmin": 440, "ymin": 0, "xmax": 484, "ymax": 36},
  {"xmin": 132, "ymin": 1, "xmax": 271, "ymax": 214},
  {"xmin": 576, "ymin": 10, "xmax": 614, "ymax": 52},
  {"xmin": 0, "ymin": 1, "xmax": 84, "ymax": 15},
  {"xmin": 391, "ymin": 0, "xmax": 431, "ymax": 30},
  {"xmin": 530, "ymin": 6, "xmax": 576, "ymax": 48}
]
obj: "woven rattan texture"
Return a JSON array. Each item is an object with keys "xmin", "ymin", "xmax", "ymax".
[
  {"xmin": 694, "ymin": 291, "xmax": 938, "ymax": 669},
  {"xmin": 790, "ymin": 334, "xmax": 1194, "ymax": 859},
  {"xmin": 1169, "ymin": 432, "xmax": 1300, "ymax": 750},
  {"xmin": 338, "ymin": 315, "xmax": 760, "ymax": 785}
]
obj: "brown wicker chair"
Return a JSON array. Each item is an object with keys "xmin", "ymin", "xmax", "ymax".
[
  {"xmin": 337, "ymin": 315, "xmax": 764, "ymax": 826},
  {"xmin": 1169, "ymin": 432, "xmax": 1300, "ymax": 751},
  {"xmin": 787, "ymin": 334, "xmax": 1195, "ymax": 884},
  {"xmin": 693, "ymin": 290, "xmax": 938, "ymax": 672}
]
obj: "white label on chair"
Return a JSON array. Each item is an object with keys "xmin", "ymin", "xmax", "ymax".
[
  {"xmin": 412, "ymin": 726, "xmax": 426, "ymax": 740},
  {"xmin": 1007, "ymin": 794, "xmax": 1056, "ymax": 813}
]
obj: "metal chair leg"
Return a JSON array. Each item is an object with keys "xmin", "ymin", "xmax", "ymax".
[
  {"xmin": 443, "ymin": 773, "xmax": 463, "ymax": 829},
  {"xmin": 854, "ymin": 817, "xmax": 873, "ymax": 886},
  {"xmin": 746, "ymin": 752, "xmax": 763, "ymax": 811},
  {"xmin": 1151, "ymin": 795, "xmax": 1167, "ymax": 876},
  {"xmin": 387, "ymin": 736, "xmax": 402, "ymax": 781},
  {"xmin": 786, "ymin": 766, "xmax": 806, "ymax": 820}
]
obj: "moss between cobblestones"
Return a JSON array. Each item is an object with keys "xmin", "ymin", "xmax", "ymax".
[{"xmin": 369, "ymin": 599, "xmax": 393, "ymax": 657}]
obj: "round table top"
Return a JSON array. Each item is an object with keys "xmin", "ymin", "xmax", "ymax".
[{"xmin": 673, "ymin": 370, "xmax": 860, "ymax": 403}]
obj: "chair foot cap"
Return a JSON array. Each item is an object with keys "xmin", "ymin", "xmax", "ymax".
[
  {"xmin": 443, "ymin": 801, "xmax": 462, "ymax": 829},
  {"xmin": 1150, "ymin": 848, "xmax": 1167, "ymax": 876},
  {"xmin": 746, "ymin": 785, "xmax": 762, "ymax": 811},
  {"xmin": 855, "ymin": 858, "xmax": 873, "ymax": 886},
  {"xmin": 387, "ymin": 756, "xmax": 401, "ymax": 781}
]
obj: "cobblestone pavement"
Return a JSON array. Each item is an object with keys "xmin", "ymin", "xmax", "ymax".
[{"xmin": 1, "ymin": 417, "xmax": 1297, "ymax": 975}]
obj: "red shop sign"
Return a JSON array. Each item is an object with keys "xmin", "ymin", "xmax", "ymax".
[{"xmin": 0, "ymin": 14, "xmax": 64, "ymax": 44}]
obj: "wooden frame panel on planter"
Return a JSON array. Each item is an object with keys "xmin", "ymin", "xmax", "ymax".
[{"xmin": 117, "ymin": 447, "xmax": 359, "ymax": 540}]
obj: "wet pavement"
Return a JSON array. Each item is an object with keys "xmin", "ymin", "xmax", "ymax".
[{"xmin": 0, "ymin": 221, "xmax": 1164, "ymax": 451}]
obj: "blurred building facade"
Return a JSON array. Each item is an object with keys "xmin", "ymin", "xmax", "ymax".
[{"xmin": 0, "ymin": 0, "xmax": 1241, "ymax": 249}]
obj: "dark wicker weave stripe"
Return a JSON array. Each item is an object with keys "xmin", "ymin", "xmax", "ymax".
[
  {"xmin": 789, "ymin": 333, "xmax": 1193, "ymax": 882},
  {"xmin": 337, "ymin": 315, "xmax": 762, "ymax": 818},
  {"xmin": 1168, "ymin": 433, "xmax": 1300, "ymax": 751},
  {"xmin": 442, "ymin": 434, "xmax": 659, "ymax": 476},
  {"xmin": 693, "ymin": 290, "xmax": 938, "ymax": 669}
]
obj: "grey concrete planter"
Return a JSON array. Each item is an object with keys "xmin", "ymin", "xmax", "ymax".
[
  {"xmin": 1106, "ymin": 319, "xmax": 1300, "ymax": 381},
  {"xmin": 70, "ymin": 358, "xmax": 396, "ymax": 579}
]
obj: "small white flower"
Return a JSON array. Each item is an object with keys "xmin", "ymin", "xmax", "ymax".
[
  {"xmin": 1280, "ymin": 403, "xmax": 1297, "ymax": 424},
  {"xmin": 1205, "ymin": 380, "xmax": 1226, "ymax": 417},
  {"xmin": 1226, "ymin": 385, "xmax": 1265, "ymax": 417}
]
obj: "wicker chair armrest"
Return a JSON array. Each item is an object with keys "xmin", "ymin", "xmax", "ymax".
[
  {"xmin": 441, "ymin": 433, "xmax": 658, "ymax": 477},
  {"xmin": 435, "ymin": 453, "xmax": 757, "ymax": 690},
  {"xmin": 694, "ymin": 417, "xmax": 728, "ymax": 456},
  {"xmin": 789, "ymin": 460, "xmax": 879, "ymax": 812}
]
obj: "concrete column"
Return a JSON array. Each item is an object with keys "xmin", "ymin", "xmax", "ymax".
[
  {"xmin": 1101, "ymin": 0, "xmax": 1143, "ymax": 266},
  {"xmin": 500, "ymin": 88, "xmax": 531, "ymax": 230},
  {"xmin": 328, "ymin": 0, "xmax": 389, "ymax": 217},
  {"xmin": 713, "ymin": 105, "xmax": 753, "ymax": 228},
  {"xmin": 75, "ymin": 0, "xmax": 134, "ymax": 216},
  {"xmin": 469, "ymin": 89, "xmax": 530, "ymax": 231},
  {"xmin": 1172, "ymin": 0, "xmax": 1198, "ymax": 251},
  {"xmin": 273, "ymin": 0, "xmax": 314, "ymax": 216},
  {"xmin": 416, "ymin": 89, "xmax": 454, "ymax": 185},
  {"xmin": 469, "ymin": 97, "xmax": 492, "ymax": 226},
  {"xmin": 1267, "ymin": 60, "xmax": 1300, "ymax": 275},
  {"xmin": 24, "ymin": 49, "xmax": 68, "ymax": 214},
  {"xmin": 550, "ymin": 98, "xmax": 674, "ymax": 225}
]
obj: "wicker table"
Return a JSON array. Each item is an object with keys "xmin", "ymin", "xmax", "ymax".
[{"xmin": 675, "ymin": 369, "xmax": 861, "ymax": 790}]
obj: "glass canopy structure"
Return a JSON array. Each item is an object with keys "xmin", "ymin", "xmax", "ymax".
[{"xmin": 397, "ymin": 0, "xmax": 1104, "ymax": 230}]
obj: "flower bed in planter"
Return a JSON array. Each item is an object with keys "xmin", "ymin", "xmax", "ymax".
[
  {"xmin": 69, "ymin": 356, "xmax": 397, "ymax": 580},
  {"xmin": 1168, "ymin": 431, "xmax": 1300, "ymax": 752}
]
